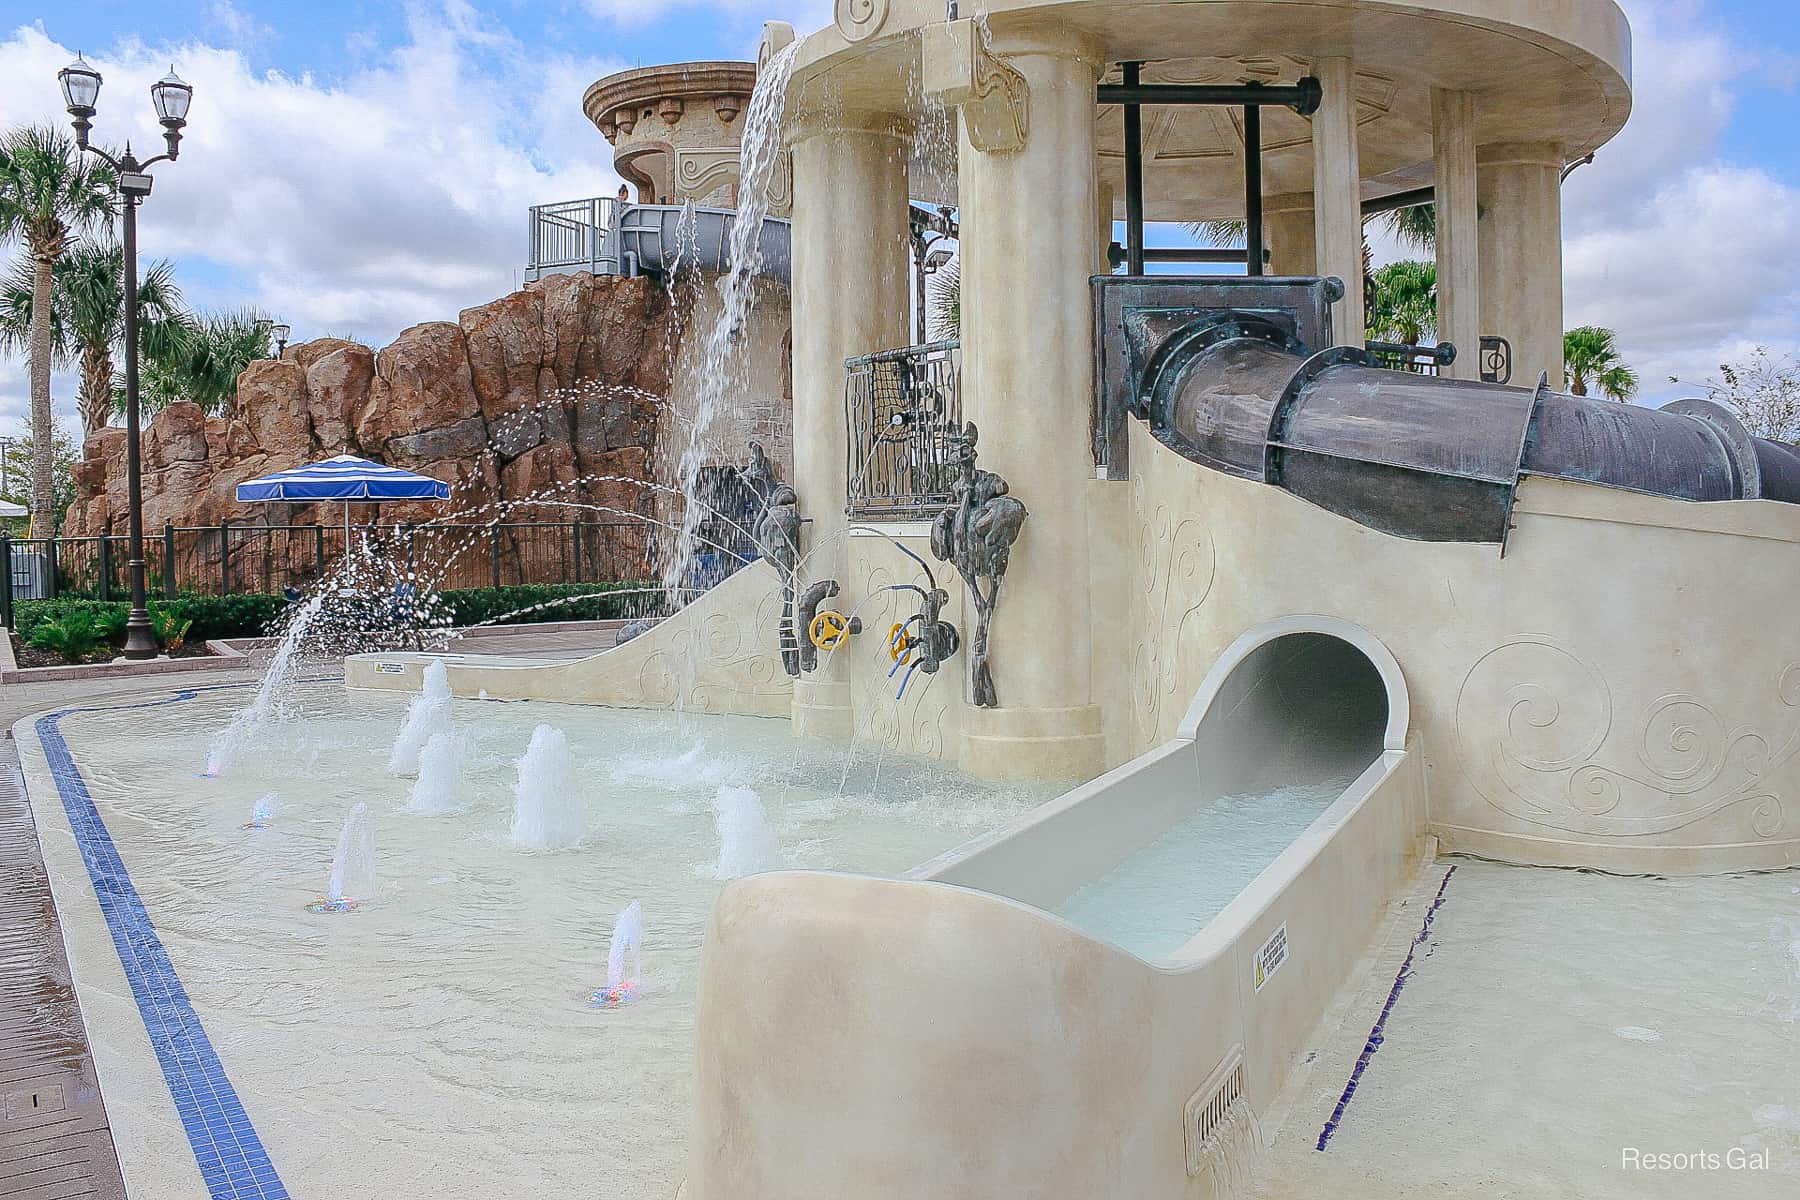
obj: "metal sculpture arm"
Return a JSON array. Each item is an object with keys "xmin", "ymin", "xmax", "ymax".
[{"xmin": 929, "ymin": 422, "xmax": 1025, "ymax": 708}]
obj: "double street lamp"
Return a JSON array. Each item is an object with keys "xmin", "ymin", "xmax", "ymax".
[{"xmin": 57, "ymin": 55, "xmax": 193, "ymax": 659}]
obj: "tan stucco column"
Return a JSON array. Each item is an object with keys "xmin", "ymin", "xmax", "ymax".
[
  {"xmin": 952, "ymin": 28, "xmax": 1106, "ymax": 782},
  {"xmin": 1478, "ymin": 141, "xmax": 1565, "ymax": 386},
  {"xmin": 1266, "ymin": 191, "xmax": 1316, "ymax": 276},
  {"xmin": 1311, "ymin": 57, "xmax": 1364, "ymax": 345},
  {"xmin": 787, "ymin": 114, "xmax": 911, "ymax": 739},
  {"xmin": 1433, "ymin": 89, "xmax": 1481, "ymax": 380}
]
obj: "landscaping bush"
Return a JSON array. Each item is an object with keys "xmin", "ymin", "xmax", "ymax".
[
  {"xmin": 10, "ymin": 582, "xmax": 661, "ymax": 649},
  {"xmin": 24, "ymin": 610, "xmax": 109, "ymax": 663},
  {"xmin": 437, "ymin": 581, "xmax": 661, "ymax": 627}
]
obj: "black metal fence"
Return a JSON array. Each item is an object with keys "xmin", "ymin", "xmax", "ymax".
[
  {"xmin": 844, "ymin": 339, "xmax": 963, "ymax": 520},
  {"xmin": 1, "ymin": 519, "xmax": 654, "ymax": 626}
]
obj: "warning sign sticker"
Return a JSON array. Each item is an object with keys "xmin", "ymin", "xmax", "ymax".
[{"xmin": 1253, "ymin": 922, "xmax": 1289, "ymax": 993}]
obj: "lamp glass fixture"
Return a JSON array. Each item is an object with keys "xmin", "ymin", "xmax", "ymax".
[
  {"xmin": 58, "ymin": 56, "xmax": 103, "ymax": 113},
  {"xmin": 151, "ymin": 68, "xmax": 192, "ymax": 124}
]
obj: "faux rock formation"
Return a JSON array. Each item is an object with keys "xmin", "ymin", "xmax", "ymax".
[{"xmin": 64, "ymin": 274, "xmax": 679, "ymax": 585}]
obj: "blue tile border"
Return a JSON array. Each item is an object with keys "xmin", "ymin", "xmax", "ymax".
[
  {"xmin": 1315, "ymin": 864, "xmax": 1458, "ymax": 1152},
  {"xmin": 35, "ymin": 687, "xmax": 291, "ymax": 1200}
]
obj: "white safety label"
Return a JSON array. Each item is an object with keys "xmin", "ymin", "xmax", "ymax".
[
  {"xmin": 375, "ymin": 662, "xmax": 407, "ymax": 675},
  {"xmin": 1253, "ymin": 922, "xmax": 1289, "ymax": 993}
]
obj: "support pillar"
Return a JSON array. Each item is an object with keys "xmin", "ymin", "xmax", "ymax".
[
  {"xmin": 952, "ymin": 28, "xmax": 1106, "ymax": 782},
  {"xmin": 1311, "ymin": 57, "xmax": 1364, "ymax": 345},
  {"xmin": 788, "ymin": 115, "xmax": 911, "ymax": 739},
  {"xmin": 1432, "ymin": 89, "xmax": 1481, "ymax": 380},
  {"xmin": 1478, "ymin": 141, "xmax": 1565, "ymax": 387},
  {"xmin": 1265, "ymin": 192, "xmax": 1315, "ymax": 277}
]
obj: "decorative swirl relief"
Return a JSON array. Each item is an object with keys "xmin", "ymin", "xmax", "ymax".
[
  {"xmin": 1129, "ymin": 473, "xmax": 1217, "ymax": 746},
  {"xmin": 1453, "ymin": 639, "xmax": 1797, "ymax": 840},
  {"xmin": 849, "ymin": 552, "xmax": 954, "ymax": 760},
  {"xmin": 835, "ymin": 0, "xmax": 889, "ymax": 43},
  {"xmin": 632, "ymin": 581, "xmax": 791, "ymax": 714}
]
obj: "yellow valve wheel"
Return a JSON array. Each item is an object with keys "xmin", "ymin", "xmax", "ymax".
[
  {"xmin": 809, "ymin": 609, "xmax": 852, "ymax": 651},
  {"xmin": 888, "ymin": 621, "xmax": 914, "ymax": 664}
]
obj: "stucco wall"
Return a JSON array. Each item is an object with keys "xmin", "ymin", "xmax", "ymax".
[
  {"xmin": 344, "ymin": 559, "xmax": 792, "ymax": 716},
  {"xmin": 1120, "ymin": 420, "xmax": 1800, "ymax": 874}
]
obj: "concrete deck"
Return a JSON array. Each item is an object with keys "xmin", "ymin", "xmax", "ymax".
[{"xmin": 0, "ymin": 733, "xmax": 128, "ymax": 1200}]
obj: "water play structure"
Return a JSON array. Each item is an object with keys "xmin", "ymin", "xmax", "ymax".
[{"xmin": 14, "ymin": 3, "xmax": 1800, "ymax": 1199}]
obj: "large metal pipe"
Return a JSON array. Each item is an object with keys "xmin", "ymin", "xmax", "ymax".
[
  {"xmin": 1097, "ymin": 78, "xmax": 1322, "ymax": 113},
  {"xmin": 1094, "ymin": 278, "xmax": 1800, "ymax": 544}
]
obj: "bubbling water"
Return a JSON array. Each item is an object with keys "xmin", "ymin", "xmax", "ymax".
[
  {"xmin": 205, "ymin": 590, "xmax": 329, "ymax": 777},
  {"xmin": 242, "ymin": 791, "xmax": 278, "ymax": 829},
  {"xmin": 389, "ymin": 659, "xmax": 453, "ymax": 775},
  {"xmin": 407, "ymin": 727, "xmax": 469, "ymax": 815},
  {"xmin": 511, "ymin": 725, "xmax": 585, "ymax": 850},
  {"xmin": 711, "ymin": 784, "xmax": 779, "ymax": 878}
]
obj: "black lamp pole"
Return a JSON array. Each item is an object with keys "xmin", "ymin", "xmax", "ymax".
[{"xmin": 59, "ymin": 58, "xmax": 192, "ymax": 659}]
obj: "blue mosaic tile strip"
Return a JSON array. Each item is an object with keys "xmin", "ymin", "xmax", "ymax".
[
  {"xmin": 37, "ymin": 691, "xmax": 291, "ymax": 1199},
  {"xmin": 1315, "ymin": 863, "xmax": 1458, "ymax": 1152}
]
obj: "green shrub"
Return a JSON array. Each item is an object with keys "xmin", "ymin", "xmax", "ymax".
[
  {"xmin": 437, "ymin": 581, "xmax": 661, "ymax": 627},
  {"xmin": 11, "ymin": 583, "xmax": 661, "ymax": 648},
  {"xmin": 25, "ymin": 611, "xmax": 107, "ymax": 663},
  {"xmin": 148, "ymin": 600, "xmax": 194, "ymax": 652}
]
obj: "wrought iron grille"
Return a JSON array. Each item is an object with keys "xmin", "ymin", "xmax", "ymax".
[
  {"xmin": 1366, "ymin": 340, "xmax": 1452, "ymax": 376},
  {"xmin": 844, "ymin": 339, "xmax": 963, "ymax": 520}
]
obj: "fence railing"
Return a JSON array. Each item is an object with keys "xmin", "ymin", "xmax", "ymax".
[
  {"xmin": 0, "ymin": 520, "xmax": 654, "ymax": 628},
  {"xmin": 527, "ymin": 196, "xmax": 622, "ymax": 281},
  {"xmin": 844, "ymin": 339, "xmax": 963, "ymax": 521}
]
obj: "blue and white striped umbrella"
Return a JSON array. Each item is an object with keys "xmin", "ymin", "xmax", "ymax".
[
  {"xmin": 237, "ymin": 454, "xmax": 451, "ymax": 539},
  {"xmin": 236, "ymin": 455, "xmax": 451, "ymax": 503}
]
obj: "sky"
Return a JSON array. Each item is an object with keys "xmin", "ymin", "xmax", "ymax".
[{"xmin": 0, "ymin": 0, "xmax": 1796, "ymax": 439}]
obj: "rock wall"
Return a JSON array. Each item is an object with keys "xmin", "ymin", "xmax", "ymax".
[{"xmin": 66, "ymin": 274, "xmax": 677, "ymax": 569}]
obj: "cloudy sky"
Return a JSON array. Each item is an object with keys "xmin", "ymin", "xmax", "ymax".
[{"xmin": 0, "ymin": 0, "xmax": 1795, "ymax": 438}]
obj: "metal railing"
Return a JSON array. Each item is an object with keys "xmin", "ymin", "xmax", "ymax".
[
  {"xmin": 1, "ymin": 519, "xmax": 654, "ymax": 628},
  {"xmin": 1366, "ymin": 340, "xmax": 1455, "ymax": 377},
  {"xmin": 526, "ymin": 196, "xmax": 622, "ymax": 281},
  {"xmin": 844, "ymin": 339, "xmax": 963, "ymax": 520}
]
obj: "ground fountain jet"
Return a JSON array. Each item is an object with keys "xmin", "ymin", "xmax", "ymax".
[
  {"xmin": 389, "ymin": 659, "xmax": 453, "ymax": 775},
  {"xmin": 407, "ymin": 727, "xmax": 468, "ymax": 815},
  {"xmin": 592, "ymin": 900, "xmax": 645, "ymax": 1008},
  {"xmin": 511, "ymin": 725, "xmax": 586, "ymax": 849},
  {"xmin": 711, "ymin": 785, "xmax": 778, "ymax": 878},
  {"xmin": 308, "ymin": 802, "xmax": 374, "ymax": 913}
]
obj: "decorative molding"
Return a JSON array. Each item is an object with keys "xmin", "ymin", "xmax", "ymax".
[
  {"xmin": 834, "ymin": 0, "xmax": 889, "ymax": 44},
  {"xmin": 921, "ymin": 18, "xmax": 1029, "ymax": 154},
  {"xmin": 675, "ymin": 147, "xmax": 793, "ymax": 208},
  {"xmin": 1452, "ymin": 637, "xmax": 1796, "ymax": 840}
]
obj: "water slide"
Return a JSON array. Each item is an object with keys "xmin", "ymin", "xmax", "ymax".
[
  {"xmin": 685, "ymin": 615, "xmax": 1429, "ymax": 1200},
  {"xmin": 617, "ymin": 203, "xmax": 792, "ymax": 282}
]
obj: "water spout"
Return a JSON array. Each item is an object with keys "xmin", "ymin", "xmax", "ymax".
[
  {"xmin": 511, "ymin": 725, "xmax": 586, "ymax": 849},
  {"xmin": 407, "ymin": 727, "xmax": 469, "ymax": 815},
  {"xmin": 205, "ymin": 589, "xmax": 329, "ymax": 777},
  {"xmin": 309, "ymin": 802, "xmax": 374, "ymax": 913},
  {"xmin": 388, "ymin": 659, "xmax": 453, "ymax": 775},
  {"xmin": 242, "ymin": 792, "xmax": 278, "ymax": 829},
  {"xmin": 592, "ymin": 900, "xmax": 645, "ymax": 1008},
  {"xmin": 711, "ymin": 784, "xmax": 779, "ymax": 878}
]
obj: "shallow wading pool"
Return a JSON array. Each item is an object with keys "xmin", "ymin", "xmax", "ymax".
[{"xmin": 18, "ymin": 680, "xmax": 1055, "ymax": 1200}]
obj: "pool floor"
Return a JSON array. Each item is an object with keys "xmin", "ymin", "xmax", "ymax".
[{"xmin": 1259, "ymin": 857, "xmax": 1800, "ymax": 1198}]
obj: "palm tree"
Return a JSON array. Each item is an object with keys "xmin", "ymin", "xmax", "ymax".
[
  {"xmin": 120, "ymin": 308, "xmax": 273, "ymax": 417},
  {"xmin": 1376, "ymin": 203, "xmax": 1436, "ymax": 253},
  {"xmin": 928, "ymin": 260, "xmax": 961, "ymax": 340},
  {"xmin": 1563, "ymin": 326, "xmax": 1639, "ymax": 402},
  {"xmin": 1366, "ymin": 260, "xmax": 1437, "ymax": 345},
  {"xmin": 0, "ymin": 125, "xmax": 116, "ymax": 533},
  {"xmin": 0, "ymin": 244, "xmax": 186, "ymax": 436}
]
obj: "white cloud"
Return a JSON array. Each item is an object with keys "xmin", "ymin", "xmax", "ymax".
[
  {"xmin": 1562, "ymin": 0, "xmax": 1800, "ymax": 404},
  {"xmin": 579, "ymin": 0, "xmax": 832, "ymax": 36},
  {"xmin": 0, "ymin": 7, "xmax": 633, "ymax": 434}
]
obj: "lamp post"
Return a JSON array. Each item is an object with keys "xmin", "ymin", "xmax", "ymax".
[
  {"xmin": 59, "ymin": 56, "xmax": 193, "ymax": 660},
  {"xmin": 270, "ymin": 322, "xmax": 291, "ymax": 357}
]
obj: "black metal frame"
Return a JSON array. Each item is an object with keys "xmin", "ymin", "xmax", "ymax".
[
  {"xmin": 1102, "ymin": 68, "xmax": 1321, "ymax": 277},
  {"xmin": 844, "ymin": 340, "xmax": 964, "ymax": 520}
]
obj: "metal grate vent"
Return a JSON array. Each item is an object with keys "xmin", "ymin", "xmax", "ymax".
[{"xmin": 1184, "ymin": 1046, "xmax": 1248, "ymax": 1177}]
